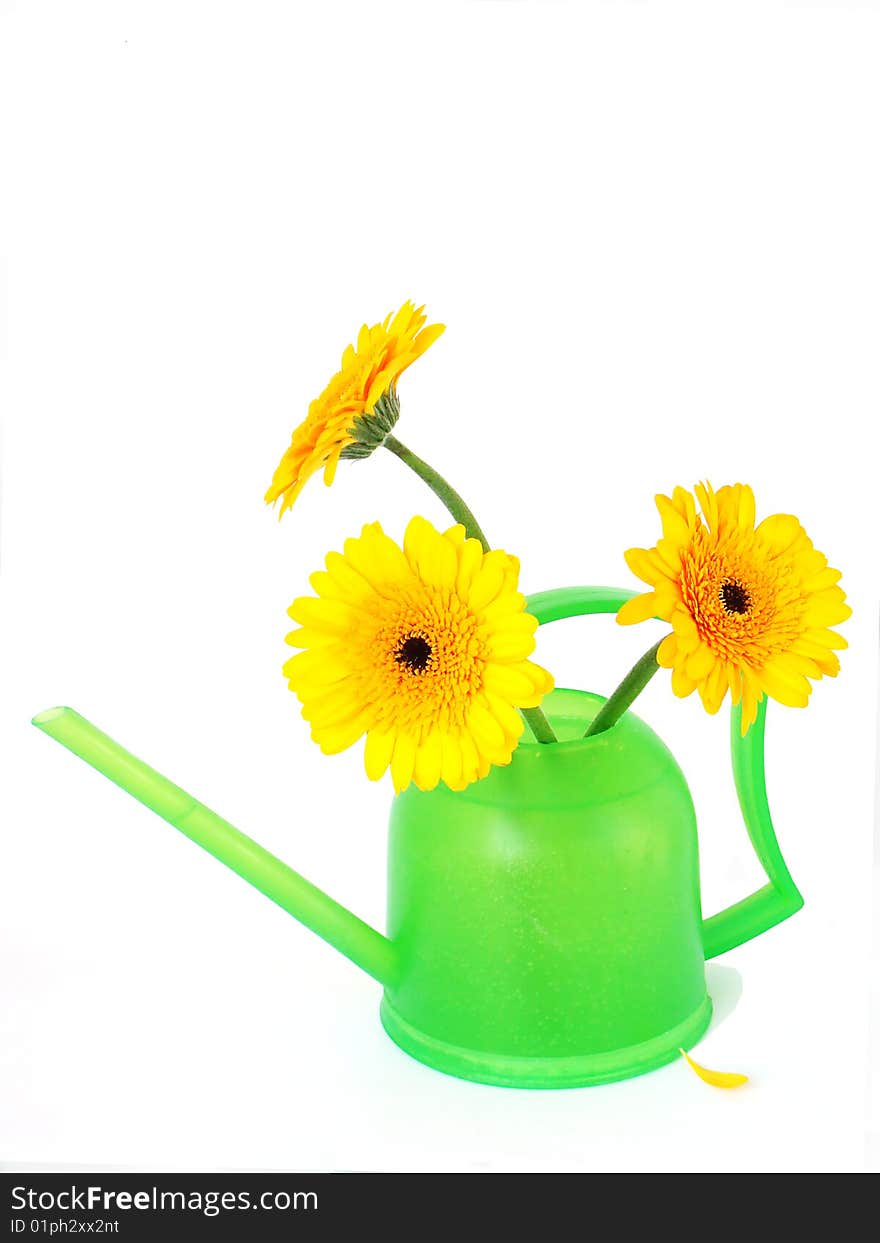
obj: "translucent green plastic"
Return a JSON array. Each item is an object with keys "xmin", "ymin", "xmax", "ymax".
[{"xmin": 32, "ymin": 584, "xmax": 802, "ymax": 1088}]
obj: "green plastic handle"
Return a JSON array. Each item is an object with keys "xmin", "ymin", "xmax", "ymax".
[{"xmin": 526, "ymin": 585, "xmax": 804, "ymax": 958}]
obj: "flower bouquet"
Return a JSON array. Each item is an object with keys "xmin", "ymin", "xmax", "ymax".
[{"xmin": 34, "ymin": 302, "xmax": 850, "ymax": 1088}]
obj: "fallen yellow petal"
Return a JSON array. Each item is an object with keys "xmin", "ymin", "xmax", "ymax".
[{"xmin": 679, "ymin": 1048, "xmax": 748, "ymax": 1089}]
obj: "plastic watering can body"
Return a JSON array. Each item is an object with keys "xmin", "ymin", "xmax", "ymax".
[
  {"xmin": 32, "ymin": 585, "xmax": 803, "ymax": 1088},
  {"xmin": 382, "ymin": 687, "xmax": 711, "ymax": 1085}
]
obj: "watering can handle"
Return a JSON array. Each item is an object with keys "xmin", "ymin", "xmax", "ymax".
[{"xmin": 526, "ymin": 585, "xmax": 804, "ymax": 957}]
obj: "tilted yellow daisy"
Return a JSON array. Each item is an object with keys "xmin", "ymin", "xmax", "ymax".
[
  {"xmin": 618, "ymin": 482, "xmax": 850, "ymax": 733},
  {"xmin": 265, "ymin": 301, "xmax": 445, "ymax": 516},
  {"xmin": 283, "ymin": 517, "xmax": 554, "ymax": 792}
]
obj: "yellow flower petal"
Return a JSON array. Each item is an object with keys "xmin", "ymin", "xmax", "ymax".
[
  {"xmin": 485, "ymin": 632, "xmax": 537, "ymax": 662},
  {"xmin": 755, "ymin": 512, "xmax": 806, "ymax": 557},
  {"xmin": 442, "ymin": 523, "xmax": 467, "ymax": 547},
  {"xmin": 523, "ymin": 660, "xmax": 555, "ymax": 699},
  {"xmin": 301, "ymin": 683, "xmax": 364, "ymax": 727},
  {"xmin": 680, "ymin": 1048, "xmax": 748, "ymax": 1089},
  {"xmin": 656, "ymin": 537, "xmax": 684, "ymax": 574},
  {"xmin": 803, "ymin": 567, "xmax": 842, "ymax": 592},
  {"xmin": 697, "ymin": 660, "xmax": 728, "ymax": 714},
  {"xmin": 716, "ymin": 483, "xmax": 755, "ymax": 535},
  {"xmin": 457, "ymin": 730, "xmax": 482, "ymax": 787},
  {"xmin": 740, "ymin": 666, "xmax": 763, "ymax": 733},
  {"xmin": 364, "ymin": 729, "xmax": 395, "ymax": 782},
  {"xmin": 439, "ymin": 731, "xmax": 464, "ymax": 791},
  {"xmin": 323, "ymin": 448, "xmax": 341, "ymax": 486},
  {"xmin": 323, "ymin": 550, "xmax": 373, "ymax": 602},
  {"xmin": 413, "ymin": 728, "xmax": 443, "ymax": 791},
  {"xmin": 315, "ymin": 714, "xmax": 366, "ymax": 755},
  {"xmin": 455, "ymin": 536, "xmax": 484, "ymax": 597},
  {"xmin": 791, "ymin": 639, "xmax": 840, "ymax": 677},
  {"xmin": 671, "ymin": 608, "xmax": 698, "ymax": 640},
  {"xmin": 284, "ymin": 625, "xmax": 339, "ymax": 649},
  {"xmin": 467, "ymin": 700, "xmax": 507, "ymax": 752},
  {"xmin": 656, "ymin": 633, "xmax": 678, "ymax": 668},
  {"xmin": 655, "ymin": 494, "xmax": 692, "ymax": 547},
  {"xmin": 671, "ymin": 665, "xmax": 696, "ymax": 698},
  {"xmin": 805, "ymin": 626, "xmax": 848, "ymax": 650},
  {"xmin": 409, "ymin": 321, "xmax": 446, "ymax": 358},
  {"xmin": 404, "ymin": 515, "xmax": 457, "ymax": 589},
  {"xmin": 344, "ymin": 523, "xmax": 412, "ymax": 591},
  {"xmin": 694, "ymin": 481, "xmax": 718, "ymax": 532},
  {"xmin": 283, "ymin": 648, "xmax": 351, "ymax": 688},
  {"xmin": 481, "ymin": 603, "xmax": 530, "ymax": 639},
  {"xmin": 759, "ymin": 661, "xmax": 811, "ymax": 708},
  {"xmin": 468, "ymin": 551, "xmax": 511, "ymax": 613},
  {"xmin": 483, "ymin": 662, "xmax": 539, "ymax": 700},
  {"xmin": 670, "ymin": 485, "xmax": 697, "ymax": 528},
  {"xmin": 617, "ymin": 593, "xmax": 658, "ymax": 626},
  {"xmin": 391, "ymin": 732, "xmax": 417, "ymax": 794},
  {"xmin": 625, "ymin": 546, "xmax": 673, "ymax": 585},
  {"xmin": 804, "ymin": 597, "xmax": 853, "ymax": 627},
  {"xmin": 485, "ymin": 693, "xmax": 526, "ymax": 743},
  {"xmin": 287, "ymin": 596, "xmax": 353, "ymax": 633},
  {"xmin": 685, "ymin": 643, "xmax": 717, "ymax": 681}
]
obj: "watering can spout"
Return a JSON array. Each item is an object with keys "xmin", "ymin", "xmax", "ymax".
[{"xmin": 31, "ymin": 707, "xmax": 400, "ymax": 988}]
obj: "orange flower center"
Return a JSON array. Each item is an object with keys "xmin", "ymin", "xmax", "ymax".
[
  {"xmin": 680, "ymin": 527, "xmax": 806, "ymax": 667},
  {"xmin": 359, "ymin": 592, "xmax": 488, "ymax": 731}
]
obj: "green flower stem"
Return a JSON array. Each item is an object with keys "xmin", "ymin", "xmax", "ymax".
[
  {"xmin": 383, "ymin": 434, "xmax": 491, "ymax": 553},
  {"xmin": 584, "ymin": 640, "xmax": 663, "ymax": 738},
  {"xmin": 383, "ymin": 433, "xmax": 557, "ymax": 745},
  {"xmin": 520, "ymin": 702, "xmax": 558, "ymax": 745}
]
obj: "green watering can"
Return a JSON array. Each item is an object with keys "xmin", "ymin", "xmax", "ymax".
[{"xmin": 33, "ymin": 586, "xmax": 802, "ymax": 1088}]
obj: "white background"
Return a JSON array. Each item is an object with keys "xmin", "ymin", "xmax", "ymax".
[{"xmin": 2, "ymin": 1, "xmax": 879, "ymax": 1173}]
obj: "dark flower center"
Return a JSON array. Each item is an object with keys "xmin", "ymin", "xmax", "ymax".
[
  {"xmin": 395, "ymin": 634, "xmax": 433, "ymax": 672},
  {"xmin": 719, "ymin": 577, "xmax": 751, "ymax": 615}
]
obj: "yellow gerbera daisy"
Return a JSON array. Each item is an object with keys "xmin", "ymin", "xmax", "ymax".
[
  {"xmin": 265, "ymin": 301, "xmax": 445, "ymax": 516},
  {"xmin": 283, "ymin": 517, "xmax": 554, "ymax": 792},
  {"xmin": 618, "ymin": 482, "xmax": 850, "ymax": 733}
]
